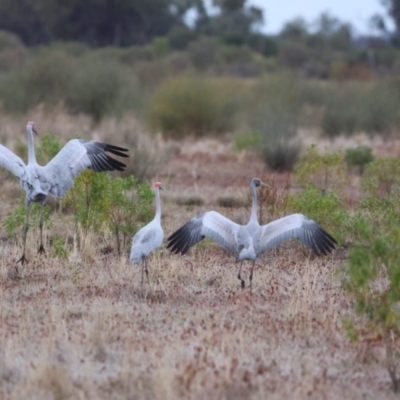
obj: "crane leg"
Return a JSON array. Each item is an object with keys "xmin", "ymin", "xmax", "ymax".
[
  {"xmin": 17, "ymin": 205, "xmax": 31, "ymax": 265},
  {"xmin": 237, "ymin": 260, "xmax": 245, "ymax": 289},
  {"xmin": 249, "ymin": 260, "xmax": 256, "ymax": 290},
  {"xmin": 38, "ymin": 203, "xmax": 45, "ymax": 255},
  {"xmin": 144, "ymin": 258, "xmax": 149, "ymax": 285}
]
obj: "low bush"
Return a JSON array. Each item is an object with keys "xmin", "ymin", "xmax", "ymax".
[
  {"xmin": 247, "ymin": 75, "xmax": 302, "ymax": 171},
  {"xmin": 363, "ymin": 157, "xmax": 400, "ymax": 195},
  {"xmin": 148, "ymin": 76, "xmax": 239, "ymax": 138},
  {"xmin": 217, "ymin": 196, "xmax": 246, "ymax": 208},
  {"xmin": 65, "ymin": 59, "xmax": 138, "ymax": 122},
  {"xmin": 341, "ymin": 218, "xmax": 400, "ymax": 392},
  {"xmin": 118, "ymin": 130, "xmax": 173, "ymax": 182},
  {"xmin": 287, "ymin": 185, "xmax": 348, "ymax": 244},
  {"xmin": 188, "ymin": 36, "xmax": 221, "ymax": 71},
  {"xmin": 278, "ymin": 40, "xmax": 310, "ymax": 69},
  {"xmin": 345, "ymin": 146, "xmax": 374, "ymax": 174},
  {"xmin": 3, "ymin": 197, "xmax": 52, "ymax": 240},
  {"xmin": 175, "ymin": 197, "xmax": 204, "ymax": 207},
  {"xmin": 321, "ymin": 85, "xmax": 359, "ymax": 137},
  {"xmin": 0, "ymin": 51, "xmax": 74, "ymax": 113},
  {"xmin": 261, "ymin": 140, "xmax": 301, "ymax": 171},
  {"xmin": 233, "ymin": 131, "xmax": 262, "ymax": 152},
  {"xmin": 168, "ymin": 25, "xmax": 197, "ymax": 50},
  {"xmin": 249, "ymin": 74, "xmax": 302, "ymax": 115},
  {"xmin": 321, "ymin": 81, "xmax": 400, "ymax": 137},
  {"xmin": 294, "ymin": 145, "xmax": 346, "ymax": 193},
  {"xmin": 0, "ymin": 30, "xmax": 27, "ymax": 72},
  {"xmin": 62, "ymin": 171, "xmax": 153, "ymax": 255}
]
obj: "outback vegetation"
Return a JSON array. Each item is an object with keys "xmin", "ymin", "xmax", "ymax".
[{"xmin": 1, "ymin": 0, "xmax": 400, "ymax": 398}]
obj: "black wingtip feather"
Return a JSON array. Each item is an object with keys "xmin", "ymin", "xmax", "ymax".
[
  {"xmin": 104, "ymin": 144, "xmax": 129, "ymax": 158},
  {"xmin": 314, "ymin": 227, "xmax": 337, "ymax": 256}
]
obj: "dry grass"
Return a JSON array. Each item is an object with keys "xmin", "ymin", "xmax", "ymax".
[{"xmin": 1, "ymin": 112, "xmax": 400, "ymax": 398}]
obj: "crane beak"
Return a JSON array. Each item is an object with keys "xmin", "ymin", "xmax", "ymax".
[
  {"xmin": 32, "ymin": 128, "xmax": 39, "ymax": 136},
  {"xmin": 260, "ymin": 182, "xmax": 271, "ymax": 188},
  {"xmin": 159, "ymin": 185, "xmax": 165, "ymax": 191}
]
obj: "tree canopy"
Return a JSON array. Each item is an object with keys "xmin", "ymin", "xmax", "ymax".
[{"xmin": 0, "ymin": 0, "xmax": 263, "ymax": 47}]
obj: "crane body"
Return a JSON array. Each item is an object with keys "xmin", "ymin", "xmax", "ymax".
[{"xmin": 130, "ymin": 182, "xmax": 164, "ymax": 284}]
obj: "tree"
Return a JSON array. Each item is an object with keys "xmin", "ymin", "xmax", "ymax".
[
  {"xmin": 195, "ymin": 0, "xmax": 263, "ymax": 36},
  {"xmin": 382, "ymin": 0, "xmax": 400, "ymax": 44},
  {"xmin": 0, "ymin": 0, "xmax": 196, "ymax": 46}
]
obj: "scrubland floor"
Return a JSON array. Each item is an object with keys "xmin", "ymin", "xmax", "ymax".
[{"xmin": 0, "ymin": 113, "xmax": 399, "ymax": 399}]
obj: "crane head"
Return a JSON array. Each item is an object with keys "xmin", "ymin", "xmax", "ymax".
[
  {"xmin": 154, "ymin": 182, "xmax": 165, "ymax": 191},
  {"xmin": 252, "ymin": 178, "xmax": 270, "ymax": 188},
  {"xmin": 27, "ymin": 121, "xmax": 39, "ymax": 136}
]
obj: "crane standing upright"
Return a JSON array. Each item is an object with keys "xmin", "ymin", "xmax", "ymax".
[
  {"xmin": 130, "ymin": 182, "xmax": 164, "ymax": 284},
  {"xmin": 0, "ymin": 121, "xmax": 129, "ymax": 264},
  {"xmin": 168, "ymin": 178, "xmax": 337, "ymax": 288}
]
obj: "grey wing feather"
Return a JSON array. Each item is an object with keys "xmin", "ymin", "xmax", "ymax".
[
  {"xmin": 0, "ymin": 145, "xmax": 28, "ymax": 181},
  {"xmin": 167, "ymin": 211, "xmax": 241, "ymax": 255},
  {"xmin": 257, "ymin": 213, "xmax": 337, "ymax": 256},
  {"xmin": 41, "ymin": 139, "xmax": 128, "ymax": 197}
]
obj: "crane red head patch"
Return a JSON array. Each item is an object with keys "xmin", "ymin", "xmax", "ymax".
[
  {"xmin": 27, "ymin": 121, "xmax": 34, "ymax": 126},
  {"xmin": 154, "ymin": 182, "xmax": 165, "ymax": 190}
]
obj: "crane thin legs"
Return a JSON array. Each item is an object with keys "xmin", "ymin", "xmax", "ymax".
[
  {"xmin": 17, "ymin": 205, "xmax": 31, "ymax": 265},
  {"xmin": 249, "ymin": 260, "xmax": 256, "ymax": 290},
  {"xmin": 141, "ymin": 258, "xmax": 150, "ymax": 285},
  {"xmin": 237, "ymin": 260, "xmax": 245, "ymax": 288},
  {"xmin": 38, "ymin": 204, "xmax": 45, "ymax": 254}
]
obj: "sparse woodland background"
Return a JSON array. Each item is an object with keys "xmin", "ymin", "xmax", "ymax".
[{"xmin": 2, "ymin": 0, "xmax": 400, "ymax": 398}]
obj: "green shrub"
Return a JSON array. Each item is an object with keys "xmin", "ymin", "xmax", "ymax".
[
  {"xmin": 188, "ymin": 37, "xmax": 221, "ymax": 71},
  {"xmin": 119, "ymin": 132, "xmax": 173, "ymax": 182},
  {"xmin": 175, "ymin": 197, "xmax": 204, "ymax": 207},
  {"xmin": 278, "ymin": 40, "xmax": 310, "ymax": 69},
  {"xmin": 287, "ymin": 186, "xmax": 347, "ymax": 244},
  {"xmin": 247, "ymin": 75, "xmax": 302, "ymax": 171},
  {"xmin": 341, "ymin": 219, "xmax": 400, "ymax": 392},
  {"xmin": 3, "ymin": 196, "xmax": 52, "ymax": 239},
  {"xmin": 364, "ymin": 157, "xmax": 400, "ymax": 194},
  {"xmin": 152, "ymin": 37, "xmax": 170, "ymax": 57},
  {"xmin": 294, "ymin": 145, "xmax": 346, "ymax": 193},
  {"xmin": 63, "ymin": 172, "xmax": 153, "ymax": 254},
  {"xmin": 321, "ymin": 85, "xmax": 359, "ymax": 137},
  {"xmin": 120, "ymin": 46, "xmax": 155, "ymax": 65},
  {"xmin": 345, "ymin": 146, "xmax": 374, "ymax": 174},
  {"xmin": 261, "ymin": 140, "xmax": 300, "ymax": 171},
  {"xmin": 65, "ymin": 59, "xmax": 135, "ymax": 122},
  {"xmin": 45, "ymin": 41, "xmax": 90, "ymax": 57},
  {"xmin": 0, "ymin": 51, "xmax": 74, "ymax": 113},
  {"xmin": 358, "ymin": 83, "xmax": 400, "ymax": 134},
  {"xmin": 217, "ymin": 196, "xmax": 246, "ymax": 208},
  {"xmin": 233, "ymin": 131, "xmax": 262, "ymax": 151},
  {"xmin": 51, "ymin": 233, "xmax": 68, "ymax": 259},
  {"xmin": 148, "ymin": 76, "xmax": 237, "ymax": 138},
  {"xmin": 36, "ymin": 133, "xmax": 63, "ymax": 165},
  {"xmin": 322, "ymin": 82, "xmax": 400, "ymax": 137},
  {"xmin": 0, "ymin": 31, "xmax": 26, "ymax": 72},
  {"xmin": 168, "ymin": 25, "xmax": 197, "ymax": 50},
  {"xmin": 249, "ymin": 74, "xmax": 302, "ymax": 115},
  {"xmin": 0, "ymin": 30, "xmax": 25, "ymax": 51}
]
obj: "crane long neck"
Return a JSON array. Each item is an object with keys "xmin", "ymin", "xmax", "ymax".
[
  {"xmin": 27, "ymin": 127, "xmax": 36, "ymax": 165},
  {"xmin": 154, "ymin": 188, "xmax": 161, "ymax": 222},
  {"xmin": 250, "ymin": 183, "xmax": 259, "ymax": 224}
]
